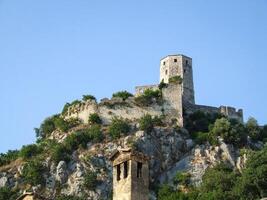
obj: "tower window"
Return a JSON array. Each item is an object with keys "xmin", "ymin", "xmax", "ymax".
[
  {"xmin": 165, "ymin": 70, "xmax": 168, "ymax": 75},
  {"xmin": 117, "ymin": 164, "xmax": 121, "ymax": 181},
  {"xmin": 137, "ymin": 162, "xmax": 143, "ymax": 178},
  {"xmin": 163, "ymin": 61, "xmax": 165, "ymax": 65},
  {"xmin": 123, "ymin": 161, "xmax": 128, "ymax": 178},
  {"xmin": 186, "ymin": 60, "xmax": 189, "ymax": 65},
  {"xmin": 174, "ymin": 59, "xmax": 177, "ymax": 62},
  {"xmin": 184, "ymin": 69, "xmax": 186, "ymax": 73}
]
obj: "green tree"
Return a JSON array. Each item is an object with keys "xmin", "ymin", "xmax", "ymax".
[
  {"xmin": 19, "ymin": 144, "xmax": 41, "ymax": 160},
  {"xmin": 246, "ymin": 117, "xmax": 261, "ymax": 141},
  {"xmin": 21, "ymin": 160, "xmax": 46, "ymax": 186},
  {"xmin": 87, "ymin": 125, "xmax": 103, "ymax": 143},
  {"xmin": 0, "ymin": 187, "xmax": 19, "ymax": 200},
  {"xmin": 0, "ymin": 150, "xmax": 19, "ymax": 166},
  {"xmin": 88, "ymin": 113, "xmax": 102, "ymax": 125},
  {"xmin": 108, "ymin": 117, "xmax": 130, "ymax": 139},
  {"xmin": 82, "ymin": 95, "xmax": 96, "ymax": 101},
  {"xmin": 112, "ymin": 91, "xmax": 133, "ymax": 100},
  {"xmin": 139, "ymin": 114, "xmax": 154, "ymax": 133},
  {"xmin": 83, "ymin": 171, "xmax": 98, "ymax": 190}
]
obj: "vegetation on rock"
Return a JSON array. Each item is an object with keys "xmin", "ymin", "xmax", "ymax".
[
  {"xmin": 112, "ymin": 90, "xmax": 133, "ymax": 100},
  {"xmin": 108, "ymin": 117, "xmax": 130, "ymax": 139},
  {"xmin": 135, "ymin": 88, "xmax": 162, "ymax": 106}
]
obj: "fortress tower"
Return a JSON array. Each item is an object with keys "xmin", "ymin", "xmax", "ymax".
[
  {"xmin": 160, "ymin": 55, "xmax": 195, "ymax": 105},
  {"xmin": 110, "ymin": 148, "xmax": 149, "ymax": 200}
]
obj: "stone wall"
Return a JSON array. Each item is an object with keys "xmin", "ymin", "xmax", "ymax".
[
  {"xmin": 65, "ymin": 83, "xmax": 184, "ymax": 127},
  {"xmin": 65, "ymin": 98, "xmax": 164, "ymax": 125},
  {"xmin": 162, "ymin": 83, "xmax": 183, "ymax": 126},
  {"xmin": 135, "ymin": 84, "xmax": 159, "ymax": 97},
  {"xmin": 184, "ymin": 104, "xmax": 243, "ymax": 123}
]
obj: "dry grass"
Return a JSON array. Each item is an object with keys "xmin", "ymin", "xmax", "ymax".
[{"xmin": 0, "ymin": 158, "xmax": 24, "ymax": 172}]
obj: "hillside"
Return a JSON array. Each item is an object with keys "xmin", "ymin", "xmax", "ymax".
[{"xmin": 0, "ymin": 90, "xmax": 267, "ymax": 200}]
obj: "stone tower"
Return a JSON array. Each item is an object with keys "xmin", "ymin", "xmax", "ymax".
[
  {"xmin": 110, "ymin": 148, "xmax": 149, "ymax": 200},
  {"xmin": 160, "ymin": 55, "xmax": 195, "ymax": 104}
]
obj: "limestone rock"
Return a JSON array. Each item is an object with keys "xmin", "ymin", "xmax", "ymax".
[{"xmin": 56, "ymin": 161, "xmax": 68, "ymax": 184}]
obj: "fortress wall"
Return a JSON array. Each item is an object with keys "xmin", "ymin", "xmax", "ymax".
[
  {"xmin": 65, "ymin": 98, "xmax": 164, "ymax": 125},
  {"xmin": 162, "ymin": 83, "xmax": 183, "ymax": 126},
  {"xmin": 185, "ymin": 104, "xmax": 243, "ymax": 123},
  {"xmin": 135, "ymin": 85, "xmax": 159, "ymax": 96}
]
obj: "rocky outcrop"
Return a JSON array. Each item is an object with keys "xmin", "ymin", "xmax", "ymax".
[{"xmin": 0, "ymin": 127, "xmax": 251, "ymax": 199}]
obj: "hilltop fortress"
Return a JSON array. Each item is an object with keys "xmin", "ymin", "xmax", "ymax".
[{"xmin": 65, "ymin": 54, "xmax": 243, "ymax": 126}]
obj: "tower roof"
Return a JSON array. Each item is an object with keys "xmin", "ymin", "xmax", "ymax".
[
  {"xmin": 110, "ymin": 148, "xmax": 149, "ymax": 166},
  {"xmin": 160, "ymin": 54, "xmax": 192, "ymax": 61}
]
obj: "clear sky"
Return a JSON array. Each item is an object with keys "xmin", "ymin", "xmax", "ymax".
[{"xmin": 0, "ymin": 0, "xmax": 266, "ymax": 153}]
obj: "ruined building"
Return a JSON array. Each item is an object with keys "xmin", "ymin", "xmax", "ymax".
[
  {"xmin": 64, "ymin": 54, "xmax": 243, "ymax": 127},
  {"xmin": 110, "ymin": 148, "xmax": 149, "ymax": 200}
]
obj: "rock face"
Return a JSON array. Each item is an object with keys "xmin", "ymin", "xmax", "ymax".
[
  {"xmin": 56, "ymin": 161, "xmax": 68, "ymax": 184},
  {"xmin": 0, "ymin": 127, "xmax": 248, "ymax": 199}
]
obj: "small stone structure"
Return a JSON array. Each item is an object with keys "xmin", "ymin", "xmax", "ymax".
[
  {"xmin": 64, "ymin": 54, "xmax": 243, "ymax": 127},
  {"xmin": 110, "ymin": 148, "xmax": 149, "ymax": 200}
]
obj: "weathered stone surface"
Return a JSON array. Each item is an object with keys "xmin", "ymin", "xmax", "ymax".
[
  {"xmin": 0, "ymin": 176, "xmax": 8, "ymax": 188},
  {"xmin": 56, "ymin": 161, "xmax": 68, "ymax": 184}
]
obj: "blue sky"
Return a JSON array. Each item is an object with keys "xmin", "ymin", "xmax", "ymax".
[{"xmin": 0, "ymin": 0, "xmax": 266, "ymax": 153}]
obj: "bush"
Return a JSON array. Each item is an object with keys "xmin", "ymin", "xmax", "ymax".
[
  {"xmin": 88, "ymin": 113, "xmax": 102, "ymax": 125},
  {"xmin": 50, "ymin": 144, "xmax": 70, "ymax": 164},
  {"xmin": 83, "ymin": 171, "xmax": 98, "ymax": 190},
  {"xmin": 19, "ymin": 144, "xmax": 42, "ymax": 160},
  {"xmin": 0, "ymin": 150, "xmax": 19, "ymax": 167},
  {"xmin": 87, "ymin": 125, "xmax": 103, "ymax": 143},
  {"xmin": 109, "ymin": 117, "xmax": 130, "ymax": 139},
  {"xmin": 135, "ymin": 89, "xmax": 162, "ymax": 106},
  {"xmin": 169, "ymin": 76, "xmax": 183, "ymax": 84},
  {"xmin": 158, "ymin": 81, "xmax": 168, "ymax": 90},
  {"xmin": 0, "ymin": 187, "xmax": 19, "ymax": 200},
  {"xmin": 21, "ymin": 160, "xmax": 46, "ymax": 186},
  {"xmin": 246, "ymin": 117, "xmax": 262, "ymax": 141},
  {"xmin": 185, "ymin": 111, "xmax": 222, "ymax": 134},
  {"xmin": 173, "ymin": 172, "xmax": 191, "ymax": 186},
  {"xmin": 139, "ymin": 114, "xmax": 154, "ymax": 133},
  {"xmin": 56, "ymin": 195, "xmax": 84, "ymax": 200},
  {"xmin": 64, "ymin": 131, "xmax": 91, "ymax": 151},
  {"xmin": 82, "ymin": 95, "xmax": 96, "ymax": 101},
  {"xmin": 37, "ymin": 115, "xmax": 58, "ymax": 138},
  {"xmin": 112, "ymin": 91, "xmax": 133, "ymax": 100}
]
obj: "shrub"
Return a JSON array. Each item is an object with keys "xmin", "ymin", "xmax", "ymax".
[
  {"xmin": 185, "ymin": 111, "xmax": 222, "ymax": 134},
  {"xmin": 54, "ymin": 117, "xmax": 69, "ymax": 132},
  {"xmin": 82, "ymin": 95, "xmax": 96, "ymax": 101},
  {"xmin": 37, "ymin": 115, "xmax": 58, "ymax": 138},
  {"xmin": 0, "ymin": 187, "xmax": 19, "ymax": 200},
  {"xmin": 87, "ymin": 125, "xmax": 103, "ymax": 143},
  {"xmin": 158, "ymin": 81, "xmax": 168, "ymax": 90},
  {"xmin": 0, "ymin": 150, "xmax": 19, "ymax": 167},
  {"xmin": 139, "ymin": 114, "xmax": 154, "ymax": 133},
  {"xmin": 19, "ymin": 144, "xmax": 42, "ymax": 160},
  {"xmin": 112, "ymin": 91, "xmax": 133, "ymax": 100},
  {"xmin": 21, "ymin": 160, "xmax": 46, "ymax": 186},
  {"xmin": 109, "ymin": 117, "xmax": 130, "ymax": 139},
  {"xmin": 135, "ymin": 89, "xmax": 162, "ymax": 106},
  {"xmin": 246, "ymin": 117, "xmax": 261, "ymax": 141},
  {"xmin": 56, "ymin": 195, "xmax": 84, "ymax": 200},
  {"xmin": 173, "ymin": 172, "xmax": 191, "ymax": 186},
  {"xmin": 169, "ymin": 75, "xmax": 183, "ymax": 84},
  {"xmin": 83, "ymin": 171, "xmax": 98, "ymax": 190},
  {"xmin": 61, "ymin": 100, "xmax": 82, "ymax": 115},
  {"xmin": 64, "ymin": 131, "xmax": 91, "ymax": 151},
  {"xmin": 50, "ymin": 144, "xmax": 70, "ymax": 164},
  {"xmin": 88, "ymin": 113, "xmax": 102, "ymax": 125}
]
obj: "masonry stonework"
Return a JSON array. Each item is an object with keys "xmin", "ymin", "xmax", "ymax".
[
  {"xmin": 110, "ymin": 149, "xmax": 149, "ymax": 200},
  {"xmin": 64, "ymin": 54, "xmax": 243, "ymax": 128}
]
